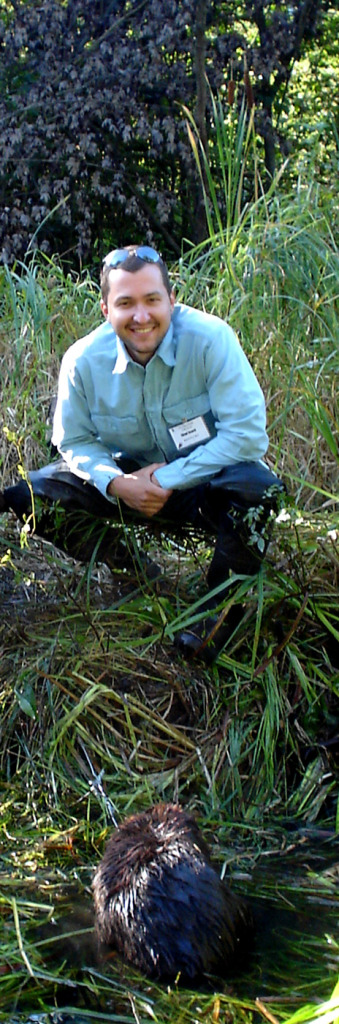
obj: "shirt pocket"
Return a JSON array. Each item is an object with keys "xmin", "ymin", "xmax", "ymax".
[
  {"xmin": 163, "ymin": 394, "xmax": 217, "ymax": 443},
  {"xmin": 163, "ymin": 393, "xmax": 212, "ymax": 426},
  {"xmin": 91, "ymin": 413, "xmax": 141, "ymax": 446}
]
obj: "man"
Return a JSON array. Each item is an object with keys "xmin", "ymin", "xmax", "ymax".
[{"xmin": 2, "ymin": 245, "xmax": 284, "ymax": 661}]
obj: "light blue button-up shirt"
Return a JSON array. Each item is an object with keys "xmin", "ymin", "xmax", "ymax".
[{"xmin": 52, "ymin": 302, "xmax": 269, "ymax": 498}]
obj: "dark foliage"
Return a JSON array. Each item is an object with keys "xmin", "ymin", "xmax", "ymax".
[{"xmin": 0, "ymin": 0, "xmax": 325, "ymax": 266}]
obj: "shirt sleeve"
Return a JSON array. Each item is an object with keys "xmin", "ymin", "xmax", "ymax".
[
  {"xmin": 154, "ymin": 324, "xmax": 269, "ymax": 491},
  {"xmin": 52, "ymin": 348, "xmax": 122, "ymax": 501}
]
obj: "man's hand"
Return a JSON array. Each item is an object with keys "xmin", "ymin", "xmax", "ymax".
[{"xmin": 107, "ymin": 463, "xmax": 173, "ymax": 517}]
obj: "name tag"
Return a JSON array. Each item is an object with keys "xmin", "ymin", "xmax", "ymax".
[{"xmin": 169, "ymin": 415, "xmax": 211, "ymax": 451}]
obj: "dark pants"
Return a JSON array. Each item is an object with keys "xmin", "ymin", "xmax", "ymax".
[{"xmin": 4, "ymin": 458, "xmax": 284, "ymax": 589}]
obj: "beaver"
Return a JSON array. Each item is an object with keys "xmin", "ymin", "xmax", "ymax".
[{"xmin": 92, "ymin": 802, "xmax": 253, "ymax": 982}]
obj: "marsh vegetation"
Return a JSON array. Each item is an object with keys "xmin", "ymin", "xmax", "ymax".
[{"xmin": 0, "ymin": 98, "xmax": 338, "ymax": 1024}]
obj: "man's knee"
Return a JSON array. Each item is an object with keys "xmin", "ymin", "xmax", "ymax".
[
  {"xmin": 5, "ymin": 461, "xmax": 114, "ymax": 519},
  {"xmin": 4, "ymin": 479, "xmax": 32, "ymax": 520},
  {"xmin": 209, "ymin": 461, "xmax": 285, "ymax": 509}
]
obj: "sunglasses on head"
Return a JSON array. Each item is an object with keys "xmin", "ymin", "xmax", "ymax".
[{"xmin": 103, "ymin": 246, "xmax": 161, "ymax": 268}]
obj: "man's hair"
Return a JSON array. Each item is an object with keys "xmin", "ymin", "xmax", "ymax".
[{"xmin": 100, "ymin": 248, "xmax": 173, "ymax": 304}]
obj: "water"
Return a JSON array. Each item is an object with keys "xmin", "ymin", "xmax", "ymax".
[
  {"xmin": 243, "ymin": 834, "xmax": 338, "ymax": 1002},
  {"xmin": 2, "ymin": 832, "xmax": 338, "ymax": 1024}
]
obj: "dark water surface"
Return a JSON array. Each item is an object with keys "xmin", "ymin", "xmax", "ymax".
[
  {"xmin": 241, "ymin": 833, "xmax": 338, "ymax": 1001},
  {"xmin": 4, "ymin": 831, "xmax": 338, "ymax": 1024}
]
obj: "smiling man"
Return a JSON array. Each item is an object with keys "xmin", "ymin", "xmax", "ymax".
[
  {"xmin": 99, "ymin": 252, "xmax": 175, "ymax": 518},
  {"xmin": 102, "ymin": 259, "xmax": 175, "ymax": 365},
  {"xmin": 2, "ymin": 245, "xmax": 284, "ymax": 662}
]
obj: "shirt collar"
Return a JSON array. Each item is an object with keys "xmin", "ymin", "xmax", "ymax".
[
  {"xmin": 155, "ymin": 320, "xmax": 175, "ymax": 365},
  {"xmin": 113, "ymin": 319, "xmax": 175, "ymax": 372},
  {"xmin": 114, "ymin": 336, "xmax": 130, "ymax": 373}
]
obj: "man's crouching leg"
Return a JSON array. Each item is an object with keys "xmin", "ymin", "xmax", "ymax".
[
  {"xmin": 176, "ymin": 461, "xmax": 285, "ymax": 663},
  {"xmin": 2, "ymin": 461, "xmax": 127, "ymax": 565},
  {"xmin": 3, "ymin": 461, "xmax": 163, "ymax": 580}
]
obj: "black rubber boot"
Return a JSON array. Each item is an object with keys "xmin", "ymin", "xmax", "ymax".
[{"xmin": 175, "ymin": 594, "xmax": 245, "ymax": 664}]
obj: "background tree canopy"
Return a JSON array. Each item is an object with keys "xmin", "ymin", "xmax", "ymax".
[{"xmin": 0, "ymin": 0, "xmax": 337, "ymax": 267}]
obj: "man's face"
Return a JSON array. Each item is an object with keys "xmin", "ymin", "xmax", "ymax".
[{"xmin": 100, "ymin": 264, "xmax": 175, "ymax": 365}]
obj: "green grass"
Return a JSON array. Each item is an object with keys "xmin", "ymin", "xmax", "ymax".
[{"xmin": 0, "ymin": 141, "xmax": 338, "ymax": 1022}]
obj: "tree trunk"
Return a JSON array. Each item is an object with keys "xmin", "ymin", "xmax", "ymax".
[{"xmin": 264, "ymin": 121, "xmax": 276, "ymax": 181}]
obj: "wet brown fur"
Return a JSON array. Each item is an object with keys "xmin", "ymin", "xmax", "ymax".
[{"xmin": 92, "ymin": 802, "xmax": 253, "ymax": 982}]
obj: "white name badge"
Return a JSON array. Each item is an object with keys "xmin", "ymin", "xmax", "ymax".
[{"xmin": 169, "ymin": 415, "xmax": 211, "ymax": 451}]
